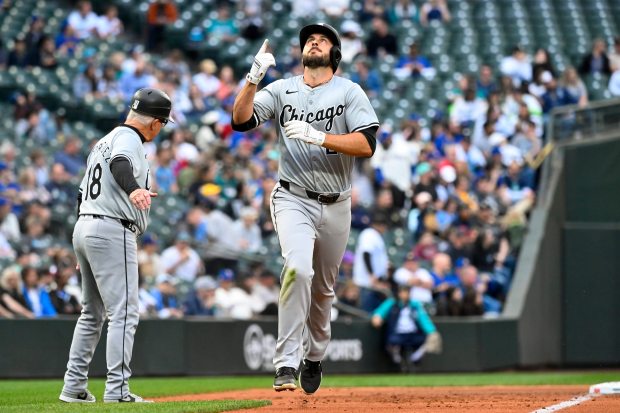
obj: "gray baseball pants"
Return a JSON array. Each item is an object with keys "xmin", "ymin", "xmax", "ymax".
[
  {"xmin": 62, "ymin": 215, "xmax": 139, "ymax": 401},
  {"xmin": 271, "ymin": 182, "xmax": 351, "ymax": 369}
]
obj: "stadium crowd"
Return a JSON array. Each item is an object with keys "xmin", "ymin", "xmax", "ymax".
[{"xmin": 0, "ymin": 0, "xmax": 616, "ymax": 321}]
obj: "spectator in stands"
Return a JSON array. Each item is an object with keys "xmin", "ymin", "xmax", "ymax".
[
  {"xmin": 609, "ymin": 37, "xmax": 620, "ymax": 71},
  {"xmin": 183, "ymin": 275, "xmax": 219, "ymax": 316},
  {"xmin": 531, "ymin": 48, "xmax": 555, "ymax": 84},
  {"xmin": 24, "ymin": 15, "xmax": 45, "ymax": 50},
  {"xmin": 500, "ymin": 45, "xmax": 532, "ymax": 88},
  {"xmin": 291, "ymin": 0, "xmax": 314, "ymax": 18},
  {"xmin": 55, "ymin": 24, "xmax": 80, "ymax": 57},
  {"xmin": 252, "ymin": 270, "xmax": 279, "ymax": 315},
  {"xmin": 73, "ymin": 63, "xmax": 100, "ymax": 100},
  {"xmin": 7, "ymin": 36, "xmax": 29, "ymax": 68},
  {"xmin": 17, "ymin": 167, "xmax": 51, "ymax": 206},
  {"xmin": 0, "ymin": 266, "xmax": 34, "ymax": 318},
  {"xmin": 496, "ymin": 160, "xmax": 534, "ymax": 206},
  {"xmin": 579, "ymin": 38, "xmax": 612, "ymax": 76},
  {"xmin": 146, "ymin": 0, "xmax": 178, "ymax": 52},
  {"xmin": 608, "ymin": 68, "xmax": 620, "ymax": 97},
  {"xmin": 429, "ymin": 252, "xmax": 459, "ymax": 315},
  {"xmin": 151, "ymin": 273, "xmax": 183, "ymax": 318},
  {"xmin": 119, "ymin": 60, "xmax": 156, "ymax": 102},
  {"xmin": 476, "ymin": 65, "xmax": 498, "ymax": 99},
  {"xmin": 97, "ymin": 64, "xmax": 123, "ymax": 101},
  {"xmin": 319, "ymin": 0, "xmax": 349, "ymax": 17},
  {"xmin": 339, "ymin": 20, "xmax": 364, "ymax": 64},
  {"xmin": 349, "ymin": 57, "xmax": 382, "ymax": 98},
  {"xmin": 412, "ymin": 231, "xmax": 438, "ymax": 262},
  {"xmin": 353, "ymin": 210, "xmax": 391, "ymax": 312},
  {"xmin": 512, "ymin": 120, "xmax": 542, "ymax": 166},
  {"xmin": 372, "ymin": 284, "xmax": 441, "ymax": 371},
  {"xmin": 453, "ymin": 262, "xmax": 485, "ymax": 316},
  {"xmin": 450, "ymin": 87, "xmax": 488, "ymax": 126},
  {"xmin": 206, "ymin": 5, "xmax": 239, "ymax": 44},
  {"xmin": 138, "ymin": 275, "xmax": 157, "ymax": 316},
  {"xmin": 238, "ymin": 0, "xmax": 266, "ymax": 41},
  {"xmin": 215, "ymin": 65, "xmax": 239, "ymax": 101},
  {"xmin": 137, "ymin": 233, "xmax": 161, "ymax": 286},
  {"xmin": 67, "ymin": 0, "xmax": 99, "ymax": 40},
  {"xmin": 28, "ymin": 36, "xmax": 58, "ymax": 69},
  {"xmin": 21, "ymin": 266, "xmax": 56, "ymax": 317},
  {"xmin": 198, "ymin": 194, "xmax": 239, "ymax": 274},
  {"xmin": 153, "ymin": 142, "xmax": 178, "ymax": 194},
  {"xmin": 560, "ymin": 66, "xmax": 588, "ymax": 107},
  {"xmin": 214, "ymin": 269, "xmax": 262, "ymax": 319},
  {"xmin": 53, "ymin": 137, "xmax": 85, "ymax": 177},
  {"xmin": 394, "ymin": 252, "xmax": 434, "ymax": 307},
  {"xmin": 45, "ymin": 163, "xmax": 76, "ymax": 208},
  {"xmin": 96, "ymin": 5, "xmax": 123, "ymax": 39},
  {"xmin": 193, "ymin": 59, "xmax": 221, "ymax": 99},
  {"xmin": 230, "ymin": 206, "xmax": 262, "ymax": 254},
  {"xmin": 0, "ymin": 196, "xmax": 20, "ymax": 245},
  {"xmin": 419, "ymin": 0, "xmax": 451, "ymax": 26},
  {"xmin": 394, "ymin": 42, "xmax": 434, "ymax": 80},
  {"xmin": 160, "ymin": 231, "xmax": 203, "ymax": 284},
  {"xmin": 337, "ymin": 280, "xmax": 360, "ymax": 308},
  {"xmin": 389, "ymin": 0, "xmax": 418, "ymax": 22},
  {"xmin": 49, "ymin": 266, "xmax": 82, "ymax": 315},
  {"xmin": 365, "ymin": 17, "xmax": 398, "ymax": 58}
]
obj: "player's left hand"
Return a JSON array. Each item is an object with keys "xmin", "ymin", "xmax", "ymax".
[
  {"xmin": 130, "ymin": 188, "xmax": 158, "ymax": 210},
  {"xmin": 284, "ymin": 120, "xmax": 326, "ymax": 146},
  {"xmin": 423, "ymin": 332, "xmax": 442, "ymax": 354}
]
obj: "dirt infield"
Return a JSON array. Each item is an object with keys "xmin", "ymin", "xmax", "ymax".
[{"xmin": 156, "ymin": 385, "xmax": 620, "ymax": 412}]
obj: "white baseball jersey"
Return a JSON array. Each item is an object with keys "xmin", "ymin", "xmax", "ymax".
[
  {"xmin": 253, "ymin": 75, "xmax": 379, "ymax": 192},
  {"xmin": 78, "ymin": 125, "xmax": 151, "ymax": 234}
]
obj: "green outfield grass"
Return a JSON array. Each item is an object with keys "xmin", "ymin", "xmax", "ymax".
[{"xmin": 1, "ymin": 371, "xmax": 618, "ymax": 413}]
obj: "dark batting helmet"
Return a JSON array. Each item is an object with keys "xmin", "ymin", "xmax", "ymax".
[
  {"xmin": 129, "ymin": 88, "xmax": 174, "ymax": 123},
  {"xmin": 299, "ymin": 23, "xmax": 342, "ymax": 73}
]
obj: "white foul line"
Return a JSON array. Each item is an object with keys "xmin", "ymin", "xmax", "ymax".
[{"xmin": 530, "ymin": 393, "xmax": 598, "ymax": 413}]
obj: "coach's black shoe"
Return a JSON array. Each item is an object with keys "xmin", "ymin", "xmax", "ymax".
[
  {"xmin": 273, "ymin": 366, "xmax": 298, "ymax": 391},
  {"xmin": 299, "ymin": 359, "xmax": 322, "ymax": 394},
  {"xmin": 104, "ymin": 393, "xmax": 153, "ymax": 403}
]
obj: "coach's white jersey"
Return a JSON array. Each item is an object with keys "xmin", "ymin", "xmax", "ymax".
[{"xmin": 79, "ymin": 125, "xmax": 151, "ymax": 234}]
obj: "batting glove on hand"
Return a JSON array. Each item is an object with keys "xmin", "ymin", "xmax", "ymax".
[
  {"xmin": 246, "ymin": 39, "xmax": 275, "ymax": 85},
  {"xmin": 284, "ymin": 120, "xmax": 326, "ymax": 146}
]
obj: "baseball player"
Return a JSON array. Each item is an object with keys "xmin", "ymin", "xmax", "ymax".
[
  {"xmin": 232, "ymin": 23, "xmax": 379, "ymax": 394},
  {"xmin": 59, "ymin": 88, "xmax": 173, "ymax": 403}
]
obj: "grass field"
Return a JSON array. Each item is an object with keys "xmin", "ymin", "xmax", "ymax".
[{"xmin": 1, "ymin": 371, "xmax": 618, "ymax": 413}]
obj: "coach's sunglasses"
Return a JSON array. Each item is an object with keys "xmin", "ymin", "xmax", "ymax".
[{"xmin": 158, "ymin": 118, "xmax": 169, "ymax": 126}]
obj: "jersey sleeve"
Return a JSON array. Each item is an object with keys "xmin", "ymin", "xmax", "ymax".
[
  {"xmin": 253, "ymin": 82, "xmax": 279, "ymax": 124},
  {"xmin": 110, "ymin": 131, "xmax": 142, "ymax": 168},
  {"xmin": 345, "ymin": 83, "xmax": 380, "ymax": 132}
]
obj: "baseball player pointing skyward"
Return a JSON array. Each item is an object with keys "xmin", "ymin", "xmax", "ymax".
[
  {"xmin": 232, "ymin": 23, "xmax": 379, "ymax": 394},
  {"xmin": 60, "ymin": 88, "xmax": 172, "ymax": 403}
]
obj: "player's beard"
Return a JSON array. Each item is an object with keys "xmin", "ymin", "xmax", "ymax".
[{"xmin": 302, "ymin": 53, "xmax": 331, "ymax": 69}]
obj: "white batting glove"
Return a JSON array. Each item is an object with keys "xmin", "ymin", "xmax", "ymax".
[
  {"xmin": 246, "ymin": 39, "xmax": 276, "ymax": 85},
  {"xmin": 284, "ymin": 120, "xmax": 326, "ymax": 146}
]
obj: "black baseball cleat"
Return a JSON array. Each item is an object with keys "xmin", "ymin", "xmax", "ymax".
[
  {"xmin": 299, "ymin": 359, "xmax": 322, "ymax": 394},
  {"xmin": 273, "ymin": 366, "xmax": 298, "ymax": 391}
]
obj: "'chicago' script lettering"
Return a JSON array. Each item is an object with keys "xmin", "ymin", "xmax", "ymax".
[{"xmin": 279, "ymin": 104, "xmax": 345, "ymax": 131}]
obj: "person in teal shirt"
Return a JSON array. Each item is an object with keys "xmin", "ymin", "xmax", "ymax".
[{"xmin": 372, "ymin": 285, "xmax": 441, "ymax": 371}]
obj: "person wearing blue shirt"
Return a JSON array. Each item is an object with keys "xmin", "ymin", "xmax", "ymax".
[
  {"xmin": 372, "ymin": 285, "xmax": 441, "ymax": 372},
  {"xmin": 21, "ymin": 266, "xmax": 56, "ymax": 317}
]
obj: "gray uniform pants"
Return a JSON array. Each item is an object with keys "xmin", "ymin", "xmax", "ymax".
[
  {"xmin": 62, "ymin": 215, "xmax": 139, "ymax": 400},
  {"xmin": 271, "ymin": 183, "xmax": 351, "ymax": 369}
]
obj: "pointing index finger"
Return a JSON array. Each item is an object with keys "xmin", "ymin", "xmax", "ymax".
[{"xmin": 259, "ymin": 39, "xmax": 269, "ymax": 53}]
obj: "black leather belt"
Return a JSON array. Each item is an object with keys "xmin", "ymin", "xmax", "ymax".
[
  {"xmin": 82, "ymin": 214, "xmax": 138, "ymax": 234},
  {"xmin": 279, "ymin": 179, "xmax": 341, "ymax": 204}
]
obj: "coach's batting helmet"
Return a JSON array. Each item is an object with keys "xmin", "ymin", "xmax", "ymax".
[
  {"xmin": 129, "ymin": 88, "xmax": 174, "ymax": 123},
  {"xmin": 299, "ymin": 23, "xmax": 342, "ymax": 73}
]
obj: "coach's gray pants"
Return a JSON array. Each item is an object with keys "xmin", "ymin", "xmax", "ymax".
[
  {"xmin": 271, "ymin": 184, "xmax": 351, "ymax": 369},
  {"xmin": 62, "ymin": 216, "xmax": 139, "ymax": 400}
]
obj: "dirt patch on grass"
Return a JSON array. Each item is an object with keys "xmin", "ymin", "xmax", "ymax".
[{"xmin": 156, "ymin": 385, "xmax": 620, "ymax": 412}]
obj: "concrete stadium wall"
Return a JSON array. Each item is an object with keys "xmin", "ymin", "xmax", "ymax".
[{"xmin": 0, "ymin": 317, "xmax": 517, "ymax": 378}]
